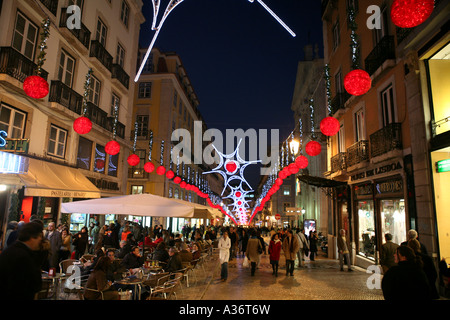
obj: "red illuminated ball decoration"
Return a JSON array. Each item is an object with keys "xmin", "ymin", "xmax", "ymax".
[
  {"xmin": 295, "ymin": 155, "xmax": 309, "ymax": 169},
  {"xmin": 305, "ymin": 141, "xmax": 322, "ymax": 157},
  {"xmin": 344, "ymin": 69, "xmax": 372, "ymax": 96},
  {"xmin": 96, "ymin": 159, "xmax": 105, "ymax": 170},
  {"xmin": 275, "ymin": 178, "xmax": 283, "ymax": 186},
  {"xmin": 166, "ymin": 170, "xmax": 175, "ymax": 179},
  {"xmin": 390, "ymin": 0, "xmax": 434, "ymax": 28},
  {"xmin": 320, "ymin": 117, "xmax": 340, "ymax": 136},
  {"xmin": 278, "ymin": 170, "xmax": 288, "ymax": 179},
  {"xmin": 105, "ymin": 140, "xmax": 120, "ymax": 155},
  {"xmin": 180, "ymin": 181, "xmax": 187, "ymax": 189},
  {"xmin": 156, "ymin": 165, "xmax": 166, "ymax": 175},
  {"xmin": 144, "ymin": 162, "xmax": 155, "ymax": 173},
  {"xmin": 225, "ymin": 160, "xmax": 238, "ymax": 174},
  {"xmin": 23, "ymin": 75, "xmax": 49, "ymax": 99},
  {"xmin": 127, "ymin": 154, "xmax": 140, "ymax": 166},
  {"xmin": 73, "ymin": 116, "xmax": 92, "ymax": 135},
  {"xmin": 173, "ymin": 176, "xmax": 182, "ymax": 184},
  {"xmin": 288, "ymin": 163, "xmax": 299, "ymax": 174}
]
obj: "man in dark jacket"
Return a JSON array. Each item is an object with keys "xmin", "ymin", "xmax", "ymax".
[
  {"xmin": 121, "ymin": 246, "xmax": 144, "ymax": 271},
  {"xmin": 0, "ymin": 221, "xmax": 43, "ymax": 300},
  {"xmin": 166, "ymin": 247, "xmax": 182, "ymax": 273}
]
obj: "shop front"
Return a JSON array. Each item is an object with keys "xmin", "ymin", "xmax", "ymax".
[{"xmin": 350, "ymin": 159, "xmax": 408, "ymax": 268}]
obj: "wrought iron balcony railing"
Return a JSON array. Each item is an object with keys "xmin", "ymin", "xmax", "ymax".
[
  {"xmin": 39, "ymin": 0, "xmax": 58, "ymax": 16},
  {"xmin": 85, "ymin": 102, "xmax": 108, "ymax": 129},
  {"xmin": 128, "ymin": 167, "xmax": 149, "ymax": 179},
  {"xmin": 89, "ymin": 40, "xmax": 113, "ymax": 72},
  {"xmin": 330, "ymin": 92, "xmax": 351, "ymax": 115},
  {"xmin": 107, "ymin": 117, "xmax": 125, "ymax": 139},
  {"xmin": 59, "ymin": 8, "xmax": 91, "ymax": 49},
  {"xmin": 370, "ymin": 123, "xmax": 402, "ymax": 158},
  {"xmin": 364, "ymin": 35, "xmax": 395, "ymax": 76},
  {"xmin": 49, "ymin": 80, "xmax": 83, "ymax": 114},
  {"xmin": 112, "ymin": 63, "xmax": 130, "ymax": 89},
  {"xmin": 346, "ymin": 140, "xmax": 369, "ymax": 167},
  {"xmin": 331, "ymin": 152, "xmax": 347, "ymax": 173},
  {"xmin": 0, "ymin": 47, "xmax": 48, "ymax": 82}
]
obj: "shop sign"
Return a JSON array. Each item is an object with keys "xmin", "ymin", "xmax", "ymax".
[
  {"xmin": 436, "ymin": 159, "xmax": 450, "ymax": 173},
  {"xmin": 0, "ymin": 130, "xmax": 29, "ymax": 153},
  {"xmin": 350, "ymin": 161, "xmax": 403, "ymax": 182},
  {"xmin": 0, "ymin": 150, "xmax": 28, "ymax": 174},
  {"xmin": 375, "ymin": 179, "xmax": 403, "ymax": 194},
  {"xmin": 354, "ymin": 183, "xmax": 373, "ymax": 196}
]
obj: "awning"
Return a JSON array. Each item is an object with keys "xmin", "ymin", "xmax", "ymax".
[
  {"xmin": 170, "ymin": 198, "xmax": 223, "ymax": 220},
  {"xmin": 297, "ymin": 174, "xmax": 347, "ymax": 188},
  {"xmin": 19, "ymin": 158, "xmax": 101, "ymax": 198}
]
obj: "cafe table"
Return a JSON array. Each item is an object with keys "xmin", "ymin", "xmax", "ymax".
[
  {"xmin": 41, "ymin": 272, "xmax": 68, "ymax": 300},
  {"xmin": 114, "ymin": 277, "xmax": 144, "ymax": 300}
]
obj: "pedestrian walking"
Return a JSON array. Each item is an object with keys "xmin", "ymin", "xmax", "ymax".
[
  {"xmin": 401, "ymin": 229, "xmax": 428, "ymax": 256},
  {"xmin": 44, "ymin": 222, "xmax": 62, "ymax": 270},
  {"xmin": 268, "ymin": 233, "xmax": 282, "ymax": 276},
  {"xmin": 59, "ymin": 228, "xmax": 72, "ymax": 262},
  {"xmin": 337, "ymin": 229, "xmax": 353, "ymax": 272},
  {"xmin": 380, "ymin": 233, "xmax": 399, "ymax": 274},
  {"xmin": 0, "ymin": 221, "xmax": 44, "ymax": 300},
  {"xmin": 218, "ymin": 230, "xmax": 231, "ymax": 282},
  {"xmin": 309, "ymin": 231, "xmax": 319, "ymax": 261},
  {"xmin": 73, "ymin": 226, "xmax": 89, "ymax": 260},
  {"xmin": 381, "ymin": 245, "xmax": 431, "ymax": 300},
  {"xmin": 282, "ymin": 229, "xmax": 300, "ymax": 276},
  {"xmin": 295, "ymin": 229, "xmax": 309, "ymax": 268},
  {"xmin": 246, "ymin": 229, "xmax": 262, "ymax": 276}
]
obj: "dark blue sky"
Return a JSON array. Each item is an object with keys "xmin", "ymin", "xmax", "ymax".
[{"xmin": 138, "ymin": 0, "xmax": 324, "ymax": 187}]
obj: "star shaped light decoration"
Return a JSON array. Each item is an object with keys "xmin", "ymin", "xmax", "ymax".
[{"xmin": 203, "ymin": 139, "xmax": 261, "ymax": 225}]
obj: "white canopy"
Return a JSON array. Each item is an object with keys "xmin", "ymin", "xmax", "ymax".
[
  {"xmin": 170, "ymin": 198, "xmax": 223, "ymax": 220},
  {"xmin": 60, "ymin": 193, "xmax": 197, "ymax": 217}
]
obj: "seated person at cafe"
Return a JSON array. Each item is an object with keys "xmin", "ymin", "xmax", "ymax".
[
  {"xmin": 177, "ymin": 242, "xmax": 193, "ymax": 264},
  {"xmin": 117, "ymin": 233, "xmax": 134, "ymax": 259},
  {"xmin": 166, "ymin": 247, "xmax": 183, "ymax": 273},
  {"xmin": 84, "ymin": 256, "xmax": 119, "ymax": 300},
  {"xmin": 106, "ymin": 249, "xmax": 126, "ymax": 281},
  {"xmin": 191, "ymin": 243, "xmax": 201, "ymax": 263},
  {"xmin": 121, "ymin": 246, "xmax": 144, "ymax": 274},
  {"xmin": 152, "ymin": 242, "xmax": 169, "ymax": 264},
  {"xmin": 153, "ymin": 234, "xmax": 164, "ymax": 246}
]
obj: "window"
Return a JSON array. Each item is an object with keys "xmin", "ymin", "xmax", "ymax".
[
  {"xmin": 373, "ymin": 5, "xmax": 389, "ymax": 45},
  {"xmin": 337, "ymin": 123, "xmax": 345, "ymax": 153},
  {"xmin": 94, "ymin": 144, "xmax": 106, "ymax": 173},
  {"xmin": 58, "ymin": 50, "xmax": 75, "ymax": 87},
  {"xmin": 335, "ymin": 69, "xmax": 343, "ymax": 93},
  {"xmin": 111, "ymin": 94, "xmax": 120, "ymax": 117},
  {"xmin": 283, "ymin": 186, "xmax": 290, "ymax": 196},
  {"xmin": 173, "ymin": 91, "xmax": 178, "ymax": 107},
  {"xmin": 120, "ymin": 0, "xmax": 130, "ymax": 28},
  {"xmin": 116, "ymin": 43, "xmax": 125, "ymax": 67},
  {"xmin": 283, "ymin": 202, "xmax": 291, "ymax": 212},
  {"xmin": 47, "ymin": 125, "xmax": 67, "ymax": 158},
  {"xmin": 138, "ymin": 82, "xmax": 152, "ymax": 98},
  {"xmin": 131, "ymin": 186, "xmax": 143, "ymax": 194},
  {"xmin": 141, "ymin": 53, "xmax": 153, "ymax": 73},
  {"xmin": 68, "ymin": 0, "xmax": 84, "ymax": 12},
  {"xmin": 88, "ymin": 75, "xmax": 101, "ymax": 106},
  {"xmin": 380, "ymin": 84, "xmax": 396, "ymax": 127},
  {"xmin": 108, "ymin": 153, "xmax": 118, "ymax": 177},
  {"xmin": 96, "ymin": 18, "xmax": 107, "ymax": 46},
  {"xmin": 77, "ymin": 136, "xmax": 93, "ymax": 170},
  {"xmin": 332, "ymin": 20, "xmax": 340, "ymax": 50},
  {"xmin": 136, "ymin": 115, "xmax": 149, "ymax": 136},
  {"xmin": 12, "ymin": 12, "xmax": 38, "ymax": 60},
  {"xmin": 354, "ymin": 109, "xmax": 366, "ymax": 141},
  {"xmin": 0, "ymin": 104, "xmax": 26, "ymax": 139}
]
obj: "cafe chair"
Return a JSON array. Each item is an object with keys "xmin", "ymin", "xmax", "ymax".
[
  {"xmin": 148, "ymin": 281, "xmax": 177, "ymax": 300},
  {"xmin": 59, "ymin": 259, "xmax": 79, "ymax": 274}
]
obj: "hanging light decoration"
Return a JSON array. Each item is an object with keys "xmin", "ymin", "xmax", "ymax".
[
  {"xmin": 127, "ymin": 154, "xmax": 140, "ymax": 166},
  {"xmin": 305, "ymin": 141, "xmax": 321, "ymax": 156},
  {"xmin": 295, "ymin": 155, "xmax": 309, "ymax": 169},
  {"xmin": 73, "ymin": 116, "xmax": 92, "ymax": 135},
  {"xmin": 105, "ymin": 140, "xmax": 120, "ymax": 156},
  {"xmin": 288, "ymin": 163, "xmax": 299, "ymax": 175},
  {"xmin": 156, "ymin": 165, "xmax": 166, "ymax": 175},
  {"xmin": 144, "ymin": 161, "xmax": 155, "ymax": 173},
  {"xmin": 344, "ymin": 69, "xmax": 372, "ymax": 96},
  {"xmin": 320, "ymin": 116, "xmax": 340, "ymax": 136},
  {"xmin": 24, "ymin": 18, "xmax": 50, "ymax": 99},
  {"xmin": 173, "ymin": 176, "xmax": 182, "ymax": 184},
  {"xmin": 165, "ymin": 169, "xmax": 174, "ymax": 179},
  {"xmin": 391, "ymin": 0, "xmax": 434, "ymax": 28}
]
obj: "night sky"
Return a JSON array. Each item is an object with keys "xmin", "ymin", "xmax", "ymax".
[{"xmin": 138, "ymin": 0, "xmax": 324, "ymax": 187}]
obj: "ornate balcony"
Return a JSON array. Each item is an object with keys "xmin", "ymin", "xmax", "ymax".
[
  {"xmin": 59, "ymin": 8, "xmax": 91, "ymax": 49},
  {"xmin": 89, "ymin": 40, "xmax": 113, "ymax": 72},
  {"xmin": 107, "ymin": 117, "xmax": 125, "ymax": 140},
  {"xmin": 112, "ymin": 63, "xmax": 130, "ymax": 89},
  {"xmin": 330, "ymin": 92, "xmax": 351, "ymax": 115},
  {"xmin": 331, "ymin": 152, "xmax": 347, "ymax": 173},
  {"xmin": 0, "ymin": 47, "xmax": 48, "ymax": 82},
  {"xmin": 128, "ymin": 167, "xmax": 149, "ymax": 179},
  {"xmin": 364, "ymin": 35, "xmax": 395, "ymax": 76},
  {"xmin": 346, "ymin": 140, "xmax": 369, "ymax": 167},
  {"xmin": 85, "ymin": 102, "xmax": 108, "ymax": 129},
  {"xmin": 48, "ymin": 80, "xmax": 83, "ymax": 114},
  {"xmin": 370, "ymin": 123, "xmax": 402, "ymax": 158},
  {"xmin": 39, "ymin": 0, "xmax": 58, "ymax": 16}
]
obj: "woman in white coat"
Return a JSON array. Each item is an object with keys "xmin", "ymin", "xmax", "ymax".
[{"xmin": 218, "ymin": 230, "xmax": 231, "ymax": 282}]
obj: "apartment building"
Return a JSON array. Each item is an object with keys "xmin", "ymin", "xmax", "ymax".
[
  {"xmin": 129, "ymin": 47, "xmax": 223, "ymax": 231},
  {"xmin": 0, "ymin": 0, "xmax": 144, "ymax": 233}
]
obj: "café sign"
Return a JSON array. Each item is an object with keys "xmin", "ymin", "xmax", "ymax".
[
  {"xmin": 436, "ymin": 159, "xmax": 450, "ymax": 173},
  {"xmin": 351, "ymin": 161, "xmax": 403, "ymax": 182}
]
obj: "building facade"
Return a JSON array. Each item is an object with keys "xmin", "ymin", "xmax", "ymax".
[{"xmin": 0, "ymin": 0, "xmax": 145, "ymax": 234}]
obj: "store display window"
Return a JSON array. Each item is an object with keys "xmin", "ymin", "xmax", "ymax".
[
  {"xmin": 380, "ymin": 199, "xmax": 406, "ymax": 245},
  {"xmin": 357, "ymin": 200, "xmax": 375, "ymax": 260}
]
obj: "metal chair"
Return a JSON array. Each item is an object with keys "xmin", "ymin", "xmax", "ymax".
[
  {"xmin": 148, "ymin": 281, "xmax": 177, "ymax": 300},
  {"xmin": 59, "ymin": 259, "xmax": 79, "ymax": 274}
]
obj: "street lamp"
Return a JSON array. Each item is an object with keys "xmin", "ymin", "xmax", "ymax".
[{"xmin": 289, "ymin": 139, "xmax": 300, "ymax": 156}]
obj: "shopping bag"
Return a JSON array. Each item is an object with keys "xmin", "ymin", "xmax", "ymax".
[
  {"xmin": 243, "ymin": 256, "xmax": 250, "ymax": 268},
  {"xmin": 118, "ymin": 288, "xmax": 132, "ymax": 300}
]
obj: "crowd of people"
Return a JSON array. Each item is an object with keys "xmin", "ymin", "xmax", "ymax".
[{"xmin": 0, "ymin": 216, "xmax": 444, "ymax": 300}]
